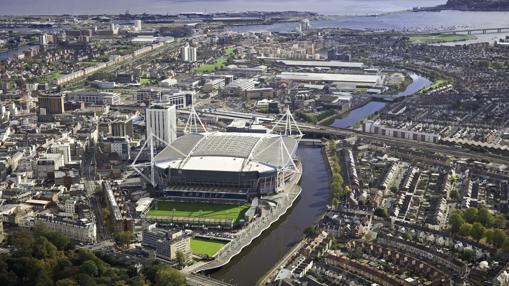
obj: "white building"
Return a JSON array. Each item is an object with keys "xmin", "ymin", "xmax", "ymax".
[
  {"xmin": 33, "ymin": 214, "xmax": 97, "ymax": 244},
  {"xmin": 134, "ymin": 20, "xmax": 142, "ymax": 32},
  {"xmin": 64, "ymin": 198, "xmax": 77, "ymax": 215},
  {"xmin": 363, "ymin": 120, "xmax": 440, "ymax": 143},
  {"xmin": 103, "ymin": 136, "xmax": 130, "ymax": 160},
  {"xmin": 145, "ymin": 102, "xmax": 177, "ymax": 147},
  {"xmin": 48, "ymin": 143, "xmax": 72, "ymax": 164},
  {"xmin": 181, "ymin": 44, "xmax": 197, "ymax": 62},
  {"xmin": 36, "ymin": 153, "xmax": 64, "ymax": 179},
  {"xmin": 65, "ymin": 91, "xmax": 121, "ymax": 105}
]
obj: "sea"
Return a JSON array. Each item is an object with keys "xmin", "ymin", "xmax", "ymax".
[{"xmin": 0, "ymin": 0, "xmax": 446, "ymax": 16}]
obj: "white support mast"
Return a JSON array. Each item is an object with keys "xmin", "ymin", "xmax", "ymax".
[
  {"xmin": 130, "ymin": 127, "xmax": 185, "ymax": 187},
  {"xmin": 184, "ymin": 107, "xmax": 207, "ymax": 134},
  {"xmin": 270, "ymin": 108, "xmax": 303, "ymax": 141}
]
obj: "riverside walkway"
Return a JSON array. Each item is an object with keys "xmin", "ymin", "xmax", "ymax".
[{"xmin": 184, "ymin": 170, "xmax": 303, "ymax": 274}]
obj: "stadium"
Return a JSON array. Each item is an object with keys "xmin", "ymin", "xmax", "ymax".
[
  {"xmin": 134, "ymin": 110, "xmax": 303, "ymax": 227},
  {"xmin": 152, "ymin": 129, "xmax": 301, "ymax": 202}
]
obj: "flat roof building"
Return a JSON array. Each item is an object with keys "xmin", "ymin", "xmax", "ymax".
[{"xmin": 277, "ymin": 72, "xmax": 382, "ymax": 86}]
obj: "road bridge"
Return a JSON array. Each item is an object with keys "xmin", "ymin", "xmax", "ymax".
[{"xmin": 438, "ymin": 27, "xmax": 509, "ymax": 35}]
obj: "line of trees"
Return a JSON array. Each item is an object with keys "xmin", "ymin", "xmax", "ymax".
[
  {"xmin": 0, "ymin": 223, "xmax": 186, "ymax": 286},
  {"xmin": 328, "ymin": 140, "xmax": 350, "ymax": 208},
  {"xmin": 449, "ymin": 206, "xmax": 509, "ymax": 250}
]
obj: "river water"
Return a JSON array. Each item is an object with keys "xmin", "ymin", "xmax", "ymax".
[
  {"xmin": 212, "ymin": 73, "xmax": 430, "ymax": 284},
  {"xmin": 331, "ymin": 74, "xmax": 431, "ymax": 128},
  {"xmin": 212, "ymin": 145, "xmax": 330, "ymax": 285}
]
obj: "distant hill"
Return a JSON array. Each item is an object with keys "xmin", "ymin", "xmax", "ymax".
[{"xmin": 442, "ymin": 0, "xmax": 509, "ymax": 11}]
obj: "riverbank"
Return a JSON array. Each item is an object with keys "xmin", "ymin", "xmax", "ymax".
[{"xmin": 212, "ymin": 146, "xmax": 330, "ymax": 285}]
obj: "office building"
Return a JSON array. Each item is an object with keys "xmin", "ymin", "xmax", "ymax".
[
  {"xmin": 65, "ymin": 91, "xmax": 121, "ymax": 105},
  {"xmin": 103, "ymin": 136, "xmax": 130, "ymax": 160},
  {"xmin": 38, "ymin": 94, "xmax": 65, "ymax": 115},
  {"xmin": 181, "ymin": 44, "xmax": 197, "ymax": 62},
  {"xmin": 145, "ymin": 102, "xmax": 177, "ymax": 147},
  {"xmin": 134, "ymin": 20, "xmax": 142, "ymax": 32},
  {"xmin": 142, "ymin": 225, "xmax": 192, "ymax": 261},
  {"xmin": 111, "ymin": 117, "xmax": 134, "ymax": 137}
]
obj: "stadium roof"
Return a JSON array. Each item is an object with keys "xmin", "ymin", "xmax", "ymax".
[{"xmin": 154, "ymin": 132, "xmax": 298, "ymax": 173}]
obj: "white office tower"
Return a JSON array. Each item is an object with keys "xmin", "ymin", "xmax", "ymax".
[
  {"xmin": 134, "ymin": 20, "xmax": 142, "ymax": 32},
  {"xmin": 300, "ymin": 19, "xmax": 310, "ymax": 31},
  {"xmin": 40, "ymin": 33, "xmax": 49, "ymax": 45},
  {"xmin": 181, "ymin": 44, "xmax": 197, "ymax": 62},
  {"xmin": 145, "ymin": 102, "xmax": 177, "ymax": 147},
  {"xmin": 110, "ymin": 23, "xmax": 119, "ymax": 35}
]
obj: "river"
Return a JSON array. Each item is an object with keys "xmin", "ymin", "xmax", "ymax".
[
  {"xmin": 330, "ymin": 73, "xmax": 431, "ymax": 128},
  {"xmin": 212, "ymin": 145, "xmax": 330, "ymax": 285},
  {"xmin": 211, "ymin": 73, "xmax": 430, "ymax": 284}
]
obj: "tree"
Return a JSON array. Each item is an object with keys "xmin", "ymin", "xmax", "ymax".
[
  {"xmin": 45, "ymin": 231, "xmax": 71, "ymax": 251},
  {"xmin": 331, "ymin": 197, "xmax": 339, "ymax": 208},
  {"xmin": 81, "ymin": 260, "xmax": 99, "ymax": 277},
  {"xmin": 449, "ymin": 190, "xmax": 459, "ymax": 200},
  {"xmin": 449, "ymin": 211, "xmax": 465, "ymax": 234},
  {"xmin": 464, "ymin": 208, "xmax": 478, "ymax": 224},
  {"xmin": 114, "ymin": 231, "xmax": 134, "ymax": 249},
  {"xmin": 32, "ymin": 236, "xmax": 57, "ymax": 259},
  {"xmin": 485, "ymin": 228, "xmax": 495, "ymax": 245},
  {"xmin": 9, "ymin": 230, "xmax": 34, "ymax": 256},
  {"xmin": 175, "ymin": 251, "xmax": 186, "ymax": 269},
  {"xmin": 477, "ymin": 207, "xmax": 493, "ymax": 227},
  {"xmin": 459, "ymin": 223, "xmax": 473, "ymax": 237},
  {"xmin": 461, "ymin": 249, "xmax": 475, "ymax": 263},
  {"xmin": 304, "ymin": 226, "xmax": 317, "ymax": 237},
  {"xmin": 492, "ymin": 229, "xmax": 507, "ymax": 249},
  {"xmin": 154, "ymin": 267, "xmax": 186, "ymax": 286},
  {"xmin": 403, "ymin": 231, "xmax": 412, "ymax": 241},
  {"xmin": 493, "ymin": 214, "xmax": 506, "ymax": 229},
  {"xmin": 374, "ymin": 208, "xmax": 388, "ymax": 218},
  {"xmin": 471, "ymin": 222, "xmax": 486, "ymax": 241}
]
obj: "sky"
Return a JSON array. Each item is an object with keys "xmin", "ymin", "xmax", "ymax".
[{"xmin": 0, "ymin": 0, "xmax": 447, "ymax": 16}]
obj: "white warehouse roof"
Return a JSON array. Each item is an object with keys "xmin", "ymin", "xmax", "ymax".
[{"xmin": 277, "ymin": 72, "xmax": 381, "ymax": 85}]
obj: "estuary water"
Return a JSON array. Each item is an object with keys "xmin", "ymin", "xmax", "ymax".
[
  {"xmin": 0, "ymin": 0, "xmax": 445, "ymax": 16},
  {"xmin": 229, "ymin": 10, "xmax": 509, "ymax": 33}
]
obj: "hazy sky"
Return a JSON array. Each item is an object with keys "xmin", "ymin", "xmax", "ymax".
[{"xmin": 0, "ymin": 0, "xmax": 446, "ymax": 16}]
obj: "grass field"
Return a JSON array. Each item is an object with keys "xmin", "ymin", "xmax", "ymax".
[
  {"xmin": 195, "ymin": 47, "xmax": 236, "ymax": 73},
  {"xmin": 410, "ymin": 34, "xmax": 476, "ymax": 44},
  {"xmin": 191, "ymin": 238, "xmax": 227, "ymax": 256},
  {"xmin": 147, "ymin": 201, "xmax": 250, "ymax": 223}
]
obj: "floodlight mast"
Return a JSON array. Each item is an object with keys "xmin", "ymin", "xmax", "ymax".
[
  {"xmin": 270, "ymin": 109, "xmax": 303, "ymax": 192},
  {"xmin": 130, "ymin": 127, "xmax": 180, "ymax": 187},
  {"xmin": 270, "ymin": 108, "xmax": 303, "ymax": 141},
  {"xmin": 184, "ymin": 106, "xmax": 207, "ymax": 134}
]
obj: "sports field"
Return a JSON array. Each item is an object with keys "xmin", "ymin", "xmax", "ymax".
[
  {"xmin": 191, "ymin": 238, "xmax": 227, "ymax": 256},
  {"xmin": 147, "ymin": 201, "xmax": 250, "ymax": 223},
  {"xmin": 195, "ymin": 47, "xmax": 236, "ymax": 73},
  {"xmin": 410, "ymin": 34, "xmax": 475, "ymax": 44}
]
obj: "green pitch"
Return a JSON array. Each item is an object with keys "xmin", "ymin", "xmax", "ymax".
[
  {"xmin": 191, "ymin": 238, "xmax": 227, "ymax": 256},
  {"xmin": 410, "ymin": 34, "xmax": 476, "ymax": 44},
  {"xmin": 147, "ymin": 201, "xmax": 250, "ymax": 223}
]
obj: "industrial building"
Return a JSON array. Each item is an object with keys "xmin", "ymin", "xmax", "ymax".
[{"xmin": 277, "ymin": 72, "xmax": 382, "ymax": 87}]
